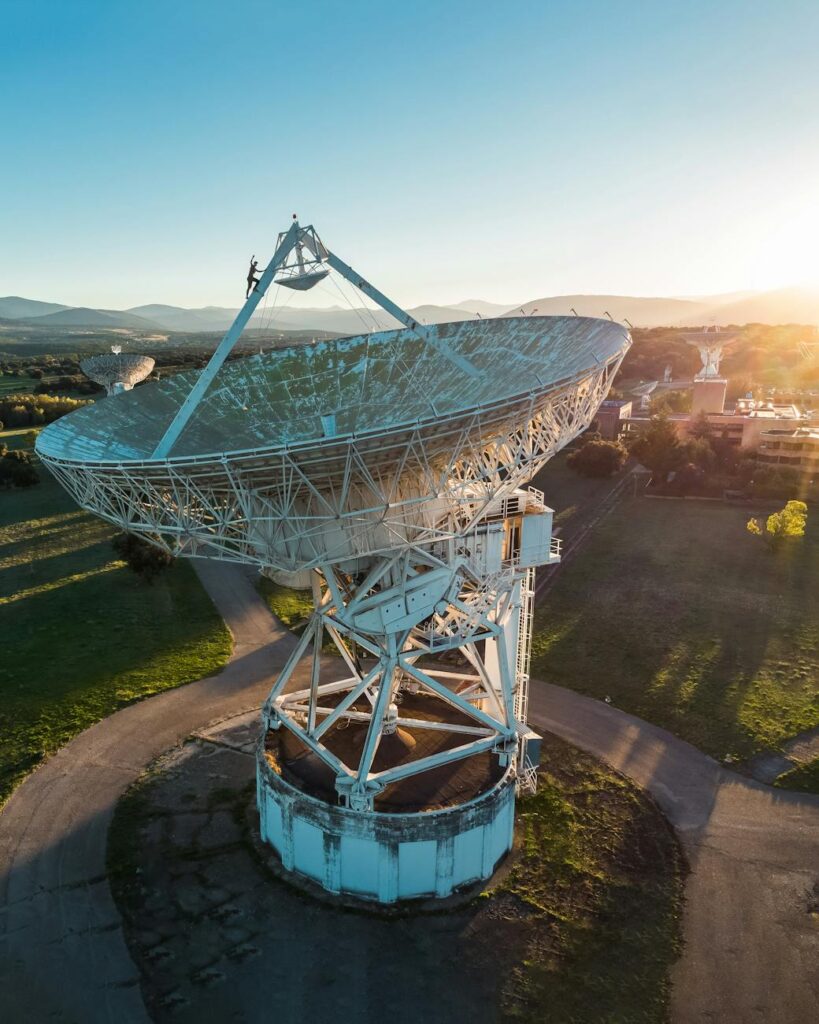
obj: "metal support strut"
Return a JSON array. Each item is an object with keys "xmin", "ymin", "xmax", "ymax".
[{"xmin": 151, "ymin": 217, "xmax": 480, "ymax": 460}]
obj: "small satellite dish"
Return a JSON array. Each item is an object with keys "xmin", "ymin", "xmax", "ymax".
[{"xmin": 275, "ymin": 267, "xmax": 330, "ymax": 291}]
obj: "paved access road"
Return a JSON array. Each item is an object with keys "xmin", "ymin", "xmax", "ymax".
[
  {"xmin": 528, "ymin": 683, "xmax": 819, "ymax": 1024},
  {"xmin": 1, "ymin": 561, "xmax": 817, "ymax": 1023}
]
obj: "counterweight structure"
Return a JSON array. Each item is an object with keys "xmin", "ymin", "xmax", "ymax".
[
  {"xmin": 80, "ymin": 346, "xmax": 155, "ymax": 396},
  {"xmin": 37, "ymin": 219, "xmax": 630, "ymax": 902}
]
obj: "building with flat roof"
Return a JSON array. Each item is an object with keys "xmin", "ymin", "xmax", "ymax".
[
  {"xmin": 622, "ymin": 396, "xmax": 810, "ymax": 448},
  {"xmin": 596, "ymin": 398, "xmax": 632, "ymax": 439},
  {"xmin": 757, "ymin": 427, "xmax": 819, "ymax": 475}
]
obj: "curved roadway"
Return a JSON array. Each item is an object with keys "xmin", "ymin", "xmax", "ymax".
[{"xmin": 1, "ymin": 562, "xmax": 817, "ymax": 1023}]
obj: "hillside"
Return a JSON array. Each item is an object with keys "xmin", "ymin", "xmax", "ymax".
[
  {"xmin": 693, "ymin": 287, "xmax": 819, "ymax": 327},
  {"xmin": 0, "ymin": 297, "xmax": 72, "ymax": 319},
  {"xmin": 513, "ymin": 294, "xmax": 711, "ymax": 327},
  {"xmin": 23, "ymin": 307, "xmax": 162, "ymax": 330},
  {"xmin": 4, "ymin": 285, "xmax": 819, "ymax": 336}
]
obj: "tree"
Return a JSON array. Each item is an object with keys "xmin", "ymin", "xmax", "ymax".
[
  {"xmin": 688, "ymin": 410, "xmax": 713, "ymax": 441},
  {"xmin": 567, "ymin": 439, "xmax": 628, "ymax": 478},
  {"xmin": 112, "ymin": 532, "xmax": 174, "ymax": 583},
  {"xmin": 651, "ymin": 389, "xmax": 691, "ymax": 415},
  {"xmin": 681, "ymin": 436, "xmax": 716, "ymax": 473},
  {"xmin": 0, "ymin": 449, "xmax": 39, "ymax": 488},
  {"xmin": 628, "ymin": 414, "xmax": 684, "ymax": 484},
  {"xmin": 747, "ymin": 500, "xmax": 808, "ymax": 546}
]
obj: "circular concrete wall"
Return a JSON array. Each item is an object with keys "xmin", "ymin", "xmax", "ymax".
[{"xmin": 256, "ymin": 745, "xmax": 516, "ymax": 903}]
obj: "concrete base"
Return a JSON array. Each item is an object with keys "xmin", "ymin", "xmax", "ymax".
[{"xmin": 256, "ymin": 743, "xmax": 516, "ymax": 902}]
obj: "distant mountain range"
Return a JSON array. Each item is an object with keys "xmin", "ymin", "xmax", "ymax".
[{"xmin": 2, "ymin": 286, "xmax": 819, "ymax": 335}]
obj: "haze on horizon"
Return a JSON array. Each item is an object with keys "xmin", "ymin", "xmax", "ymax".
[{"xmin": 1, "ymin": 0, "xmax": 817, "ymax": 311}]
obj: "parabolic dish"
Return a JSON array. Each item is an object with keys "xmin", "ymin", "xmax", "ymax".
[
  {"xmin": 80, "ymin": 353, "xmax": 156, "ymax": 389},
  {"xmin": 37, "ymin": 315, "xmax": 629, "ymax": 570}
]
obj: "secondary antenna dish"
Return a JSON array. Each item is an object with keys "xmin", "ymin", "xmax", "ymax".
[
  {"xmin": 681, "ymin": 326, "xmax": 737, "ymax": 380},
  {"xmin": 80, "ymin": 347, "xmax": 155, "ymax": 396},
  {"xmin": 37, "ymin": 217, "xmax": 631, "ymax": 903},
  {"xmin": 273, "ymin": 225, "xmax": 330, "ymax": 290}
]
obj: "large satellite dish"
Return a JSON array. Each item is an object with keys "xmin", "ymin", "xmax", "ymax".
[{"xmin": 37, "ymin": 218, "xmax": 630, "ymax": 902}]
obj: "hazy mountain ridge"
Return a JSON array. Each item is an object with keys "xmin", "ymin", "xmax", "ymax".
[
  {"xmin": 23, "ymin": 307, "xmax": 163, "ymax": 330},
  {"xmin": 2, "ymin": 285, "xmax": 819, "ymax": 336}
]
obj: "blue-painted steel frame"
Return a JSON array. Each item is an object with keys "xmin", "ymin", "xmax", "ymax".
[
  {"xmin": 151, "ymin": 220, "xmax": 302, "ymax": 459},
  {"xmin": 151, "ymin": 219, "xmax": 480, "ymax": 459},
  {"xmin": 322, "ymin": 250, "xmax": 481, "ymax": 379}
]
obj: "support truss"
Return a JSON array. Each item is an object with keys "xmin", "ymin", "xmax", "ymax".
[{"xmin": 262, "ymin": 548, "xmax": 527, "ymax": 812}]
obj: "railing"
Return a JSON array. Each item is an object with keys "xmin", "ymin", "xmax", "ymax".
[
  {"xmin": 514, "ymin": 566, "xmax": 535, "ymax": 724},
  {"xmin": 516, "ymin": 755, "xmax": 539, "ymax": 795}
]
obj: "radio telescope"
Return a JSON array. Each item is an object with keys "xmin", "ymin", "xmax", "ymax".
[
  {"xmin": 681, "ymin": 327, "xmax": 735, "ymax": 379},
  {"xmin": 80, "ymin": 345, "xmax": 155, "ymax": 396},
  {"xmin": 37, "ymin": 218, "xmax": 630, "ymax": 903}
]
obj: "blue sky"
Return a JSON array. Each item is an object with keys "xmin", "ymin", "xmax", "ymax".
[{"xmin": 1, "ymin": 0, "xmax": 817, "ymax": 309}]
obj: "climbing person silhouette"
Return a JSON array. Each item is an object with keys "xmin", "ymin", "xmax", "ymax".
[{"xmin": 246, "ymin": 257, "xmax": 261, "ymax": 298}]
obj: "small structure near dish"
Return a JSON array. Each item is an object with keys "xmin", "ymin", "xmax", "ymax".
[
  {"xmin": 37, "ymin": 217, "xmax": 630, "ymax": 902},
  {"xmin": 80, "ymin": 345, "xmax": 155, "ymax": 396}
]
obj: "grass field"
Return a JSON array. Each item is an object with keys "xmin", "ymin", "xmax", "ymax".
[
  {"xmin": 0, "ymin": 377, "xmax": 36, "ymax": 397},
  {"xmin": 532, "ymin": 496, "xmax": 819, "ymax": 761},
  {"xmin": 531, "ymin": 449, "xmax": 628, "ymax": 538},
  {"xmin": 0, "ymin": 478, "xmax": 232, "ymax": 804},
  {"xmin": 0, "ymin": 427, "xmax": 39, "ymax": 451},
  {"xmin": 256, "ymin": 575, "xmax": 312, "ymax": 630}
]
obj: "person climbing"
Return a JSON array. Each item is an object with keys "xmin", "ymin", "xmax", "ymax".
[{"xmin": 246, "ymin": 256, "xmax": 262, "ymax": 298}]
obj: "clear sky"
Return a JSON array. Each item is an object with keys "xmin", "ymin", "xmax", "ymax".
[{"xmin": 1, "ymin": 0, "xmax": 817, "ymax": 310}]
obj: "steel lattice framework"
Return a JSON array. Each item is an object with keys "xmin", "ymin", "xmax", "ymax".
[
  {"xmin": 41, "ymin": 358, "xmax": 619, "ymax": 572},
  {"xmin": 37, "ymin": 219, "xmax": 630, "ymax": 833}
]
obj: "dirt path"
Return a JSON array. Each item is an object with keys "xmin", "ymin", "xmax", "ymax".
[{"xmin": 527, "ymin": 682, "xmax": 819, "ymax": 1024}]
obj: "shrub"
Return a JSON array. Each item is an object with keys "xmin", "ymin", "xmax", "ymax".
[
  {"xmin": 748, "ymin": 500, "xmax": 808, "ymax": 545},
  {"xmin": 112, "ymin": 532, "xmax": 174, "ymax": 583},
  {"xmin": 0, "ymin": 449, "xmax": 39, "ymax": 488},
  {"xmin": 567, "ymin": 439, "xmax": 628, "ymax": 478}
]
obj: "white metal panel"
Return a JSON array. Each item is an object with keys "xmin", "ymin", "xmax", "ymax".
[
  {"xmin": 397, "ymin": 840, "xmax": 437, "ymax": 898},
  {"xmin": 292, "ymin": 817, "xmax": 326, "ymax": 883},
  {"xmin": 452, "ymin": 826, "xmax": 484, "ymax": 886},
  {"xmin": 340, "ymin": 834, "xmax": 380, "ymax": 896},
  {"xmin": 519, "ymin": 510, "xmax": 554, "ymax": 568}
]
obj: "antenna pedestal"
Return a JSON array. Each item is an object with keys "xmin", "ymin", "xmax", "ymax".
[{"xmin": 257, "ymin": 492, "xmax": 559, "ymax": 900}]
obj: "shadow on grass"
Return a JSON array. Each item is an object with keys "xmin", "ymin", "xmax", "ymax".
[{"xmin": 532, "ymin": 497, "xmax": 819, "ymax": 760}]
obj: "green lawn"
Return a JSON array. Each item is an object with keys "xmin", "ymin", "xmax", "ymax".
[
  {"xmin": 0, "ymin": 478, "xmax": 232, "ymax": 804},
  {"xmin": 498, "ymin": 738, "xmax": 684, "ymax": 1021},
  {"xmin": 0, "ymin": 427, "xmax": 39, "ymax": 451},
  {"xmin": 532, "ymin": 497, "xmax": 819, "ymax": 761},
  {"xmin": 531, "ymin": 449, "xmax": 628, "ymax": 538},
  {"xmin": 256, "ymin": 575, "xmax": 313, "ymax": 630},
  {"xmin": 0, "ymin": 377, "xmax": 36, "ymax": 397},
  {"xmin": 776, "ymin": 757, "xmax": 819, "ymax": 795}
]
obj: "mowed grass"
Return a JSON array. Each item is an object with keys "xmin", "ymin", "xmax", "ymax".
[
  {"xmin": 531, "ymin": 449, "xmax": 627, "ymax": 538},
  {"xmin": 0, "ymin": 478, "xmax": 232, "ymax": 804},
  {"xmin": 497, "ymin": 738, "xmax": 685, "ymax": 1021},
  {"xmin": 532, "ymin": 497, "xmax": 819, "ymax": 760},
  {"xmin": 0, "ymin": 427, "xmax": 39, "ymax": 451},
  {"xmin": 256, "ymin": 576, "xmax": 312, "ymax": 630}
]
